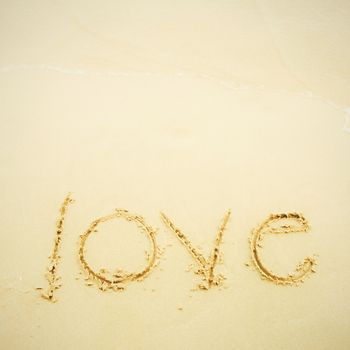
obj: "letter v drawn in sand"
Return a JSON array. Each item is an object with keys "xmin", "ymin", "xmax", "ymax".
[{"xmin": 160, "ymin": 210, "xmax": 231, "ymax": 290}]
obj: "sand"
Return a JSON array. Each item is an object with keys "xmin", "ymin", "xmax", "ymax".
[{"xmin": 0, "ymin": 1, "xmax": 350, "ymax": 349}]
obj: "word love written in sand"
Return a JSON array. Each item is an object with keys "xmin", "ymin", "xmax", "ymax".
[{"xmin": 40, "ymin": 195, "xmax": 317, "ymax": 302}]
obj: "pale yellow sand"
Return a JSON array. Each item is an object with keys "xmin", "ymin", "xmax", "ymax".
[{"xmin": 0, "ymin": 1, "xmax": 350, "ymax": 349}]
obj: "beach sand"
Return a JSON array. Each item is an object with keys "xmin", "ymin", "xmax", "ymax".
[{"xmin": 0, "ymin": 1, "xmax": 350, "ymax": 349}]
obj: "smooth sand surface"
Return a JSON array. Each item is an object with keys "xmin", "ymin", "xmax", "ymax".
[{"xmin": 0, "ymin": 1, "xmax": 350, "ymax": 349}]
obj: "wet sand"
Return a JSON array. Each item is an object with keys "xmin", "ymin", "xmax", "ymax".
[{"xmin": 0, "ymin": 1, "xmax": 350, "ymax": 349}]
